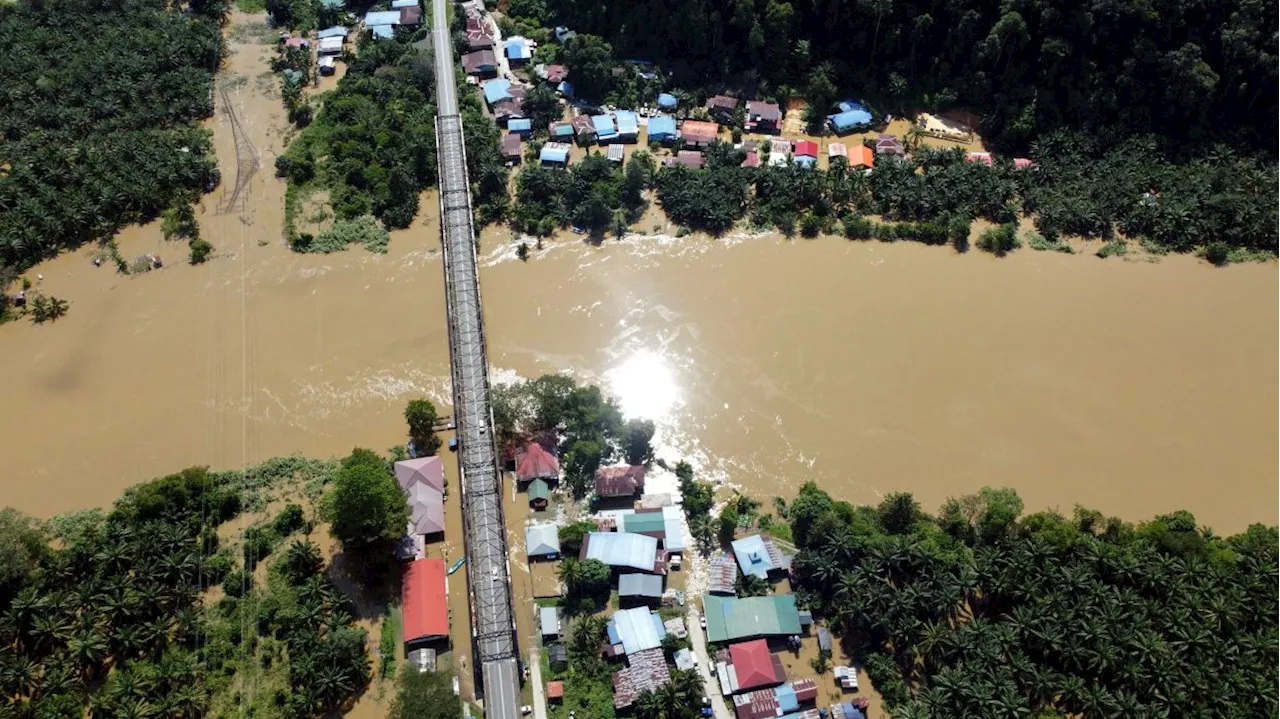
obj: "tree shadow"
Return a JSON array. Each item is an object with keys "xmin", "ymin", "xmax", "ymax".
[{"xmin": 328, "ymin": 547, "xmax": 402, "ymax": 620}]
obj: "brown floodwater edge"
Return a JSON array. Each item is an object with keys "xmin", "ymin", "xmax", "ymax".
[
  {"xmin": 0, "ymin": 222, "xmax": 1274, "ymax": 537},
  {"xmin": 0, "ymin": 12, "xmax": 1274, "ymax": 534}
]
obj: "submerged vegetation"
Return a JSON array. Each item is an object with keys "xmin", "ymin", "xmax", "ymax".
[
  {"xmin": 787, "ymin": 483, "xmax": 1279, "ymax": 719},
  {"xmin": 0, "ymin": 0, "xmax": 225, "ymax": 271},
  {"xmin": 280, "ymin": 35, "xmax": 438, "ymax": 247},
  {"xmin": 0, "ymin": 457, "xmax": 377, "ymax": 718},
  {"xmin": 492, "ymin": 374, "xmax": 654, "ymax": 497}
]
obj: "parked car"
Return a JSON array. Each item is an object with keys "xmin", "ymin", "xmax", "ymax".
[
  {"xmin": 452, "ymin": 676, "xmax": 461, "ymax": 695},
  {"xmin": 520, "ymin": 706, "xmax": 532, "ymax": 715}
]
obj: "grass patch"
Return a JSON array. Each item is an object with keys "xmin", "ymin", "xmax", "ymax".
[
  {"xmin": 379, "ymin": 607, "xmax": 399, "ymax": 680},
  {"xmin": 1096, "ymin": 240, "xmax": 1128, "ymax": 258},
  {"xmin": 1024, "ymin": 230, "xmax": 1074, "ymax": 254},
  {"xmin": 536, "ymin": 597, "xmax": 564, "ymax": 607},
  {"xmin": 236, "ymin": 0, "xmax": 267, "ymax": 12}
]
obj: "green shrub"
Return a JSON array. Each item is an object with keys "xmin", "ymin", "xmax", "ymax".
[
  {"xmin": 305, "ymin": 215, "xmax": 391, "ymax": 254},
  {"xmin": 1096, "ymin": 240, "xmax": 1128, "ymax": 258},
  {"xmin": 189, "ymin": 238, "xmax": 213, "ymax": 264},
  {"xmin": 1204, "ymin": 241, "xmax": 1231, "ymax": 266},
  {"xmin": 976, "ymin": 223, "xmax": 1020, "ymax": 256}
]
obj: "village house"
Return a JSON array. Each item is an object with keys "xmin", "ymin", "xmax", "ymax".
[
  {"xmin": 828, "ymin": 100, "xmax": 873, "ymax": 135},
  {"xmin": 745, "ymin": 100, "xmax": 782, "ymax": 133},
  {"xmin": 461, "ymin": 48, "xmax": 497, "ymax": 76},
  {"xmin": 646, "ymin": 115, "xmax": 678, "ymax": 143},
  {"xmin": 792, "ymin": 139, "xmax": 818, "ymax": 168},
  {"xmin": 571, "ymin": 114, "xmax": 596, "ymax": 145},
  {"xmin": 505, "ymin": 36, "xmax": 533, "ymax": 65},
  {"xmin": 549, "ymin": 121, "xmax": 576, "ymax": 141},
  {"xmin": 614, "ymin": 110, "xmax": 639, "ymax": 142},
  {"xmin": 875, "ymin": 134, "xmax": 904, "ymax": 155},
  {"xmin": 671, "ymin": 150, "xmax": 704, "ymax": 169},
  {"xmin": 715, "ymin": 639, "xmax": 786, "ymax": 694},
  {"xmin": 525, "ymin": 523, "xmax": 560, "ymax": 559},
  {"xmin": 731, "ymin": 534, "xmax": 793, "ymax": 579},
  {"xmin": 539, "ymin": 142, "xmax": 571, "ymax": 167},
  {"xmin": 705, "ymin": 94, "xmax": 739, "ymax": 123},
  {"xmin": 680, "ymin": 119, "xmax": 719, "ymax": 148},
  {"xmin": 594, "ymin": 465, "xmax": 645, "ymax": 499},
  {"xmin": 580, "ymin": 531, "xmax": 666, "ymax": 574},
  {"xmin": 465, "ymin": 17, "xmax": 494, "ymax": 49},
  {"xmin": 849, "ymin": 144, "xmax": 875, "ymax": 168},
  {"xmin": 500, "ymin": 132, "xmax": 522, "ymax": 164}
]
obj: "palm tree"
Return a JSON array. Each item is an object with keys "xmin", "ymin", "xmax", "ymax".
[
  {"xmin": 557, "ymin": 558, "xmax": 583, "ymax": 593},
  {"xmin": 905, "ymin": 122, "xmax": 926, "ymax": 152},
  {"xmin": 632, "ymin": 689, "xmax": 665, "ymax": 719}
]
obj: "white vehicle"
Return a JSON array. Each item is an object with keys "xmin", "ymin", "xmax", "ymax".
[
  {"xmin": 452, "ymin": 676, "xmax": 461, "ymax": 696},
  {"xmin": 669, "ymin": 555, "xmax": 682, "ymax": 570},
  {"xmin": 520, "ymin": 706, "xmax": 532, "ymax": 715},
  {"xmin": 699, "ymin": 614, "xmax": 707, "ymax": 629}
]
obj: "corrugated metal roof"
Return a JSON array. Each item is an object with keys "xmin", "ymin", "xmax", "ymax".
[
  {"xmin": 396, "ymin": 456, "xmax": 444, "ymax": 491},
  {"xmin": 622, "ymin": 511, "xmax": 665, "ymax": 535},
  {"xmin": 540, "ymin": 143, "xmax": 570, "ymax": 164},
  {"xmin": 402, "ymin": 558, "xmax": 448, "ymax": 643},
  {"xmin": 594, "ymin": 465, "xmax": 645, "ymax": 496},
  {"xmin": 607, "ymin": 144, "xmax": 624, "ymax": 162},
  {"xmin": 482, "ymin": 78, "xmax": 513, "ymax": 105},
  {"xmin": 508, "ymin": 118, "xmax": 532, "ymax": 132},
  {"xmin": 704, "ymin": 594, "xmax": 802, "ymax": 643},
  {"xmin": 581, "ymin": 532, "xmax": 658, "ymax": 571},
  {"xmin": 525, "ymin": 523, "xmax": 560, "ymax": 557},
  {"xmin": 364, "ymin": 10, "xmax": 401, "ymax": 24},
  {"xmin": 540, "ymin": 606, "xmax": 560, "ymax": 636},
  {"xmin": 732, "ymin": 535, "xmax": 774, "ymax": 577},
  {"xmin": 608, "ymin": 607, "xmax": 665, "ymax": 654},
  {"xmin": 663, "ymin": 518, "xmax": 686, "ymax": 551},
  {"xmin": 647, "ymin": 115, "xmax": 678, "ymax": 139},
  {"xmin": 370, "ymin": 24, "xmax": 395, "ymax": 38},
  {"xmin": 516, "ymin": 442, "xmax": 559, "ymax": 481},
  {"xmin": 615, "ymin": 110, "xmax": 639, "ymax": 135},
  {"xmin": 619, "ymin": 573, "xmax": 663, "ymax": 598}
]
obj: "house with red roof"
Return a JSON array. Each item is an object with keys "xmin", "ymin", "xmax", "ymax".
[
  {"xmin": 515, "ymin": 441, "xmax": 559, "ymax": 483},
  {"xmin": 402, "ymin": 558, "xmax": 448, "ymax": 648},
  {"xmin": 717, "ymin": 639, "xmax": 785, "ymax": 694},
  {"xmin": 793, "ymin": 140, "xmax": 818, "ymax": 158}
]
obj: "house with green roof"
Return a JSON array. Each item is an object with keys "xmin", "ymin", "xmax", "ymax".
[
  {"xmin": 528, "ymin": 478, "xmax": 550, "ymax": 509},
  {"xmin": 703, "ymin": 594, "xmax": 802, "ymax": 643}
]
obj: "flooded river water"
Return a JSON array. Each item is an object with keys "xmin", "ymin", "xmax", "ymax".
[
  {"xmin": 1, "ymin": 14, "xmax": 1275, "ymax": 535},
  {"xmin": 2, "ymin": 219, "xmax": 1275, "ymax": 531}
]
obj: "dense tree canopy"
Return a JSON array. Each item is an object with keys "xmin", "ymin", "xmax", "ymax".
[
  {"xmin": 547, "ymin": 0, "xmax": 1277, "ymax": 153},
  {"xmin": 282, "ymin": 35, "xmax": 437, "ymax": 242},
  {"xmin": 788, "ymin": 483, "xmax": 1279, "ymax": 719},
  {"xmin": 388, "ymin": 666, "xmax": 463, "ymax": 719},
  {"xmin": 0, "ymin": 0, "xmax": 224, "ymax": 269},
  {"xmin": 324, "ymin": 448, "xmax": 409, "ymax": 550}
]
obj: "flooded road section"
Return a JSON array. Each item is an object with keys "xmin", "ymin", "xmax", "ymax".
[{"xmin": 2, "ymin": 223, "xmax": 1274, "ymax": 532}]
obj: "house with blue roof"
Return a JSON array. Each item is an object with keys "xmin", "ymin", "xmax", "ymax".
[
  {"xmin": 591, "ymin": 114, "xmax": 617, "ymax": 143},
  {"xmin": 505, "ymin": 36, "xmax": 533, "ymax": 64},
  {"xmin": 614, "ymin": 111, "xmax": 639, "ymax": 142},
  {"xmin": 646, "ymin": 115, "xmax": 678, "ymax": 143},
  {"xmin": 507, "ymin": 118, "xmax": 533, "ymax": 137},
  {"xmin": 370, "ymin": 24, "xmax": 395, "ymax": 38},
  {"xmin": 557, "ymin": 81, "xmax": 574, "ymax": 97},
  {"xmin": 828, "ymin": 100, "xmax": 873, "ymax": 135},
  {"xmin": 364, "ymin": 9, "xmax": 400, "ymax": 25},
  {"xmin": 731, "ymin": 534, "xmax": 791, "ymax": 579},
  {"xmin": 539, "ymin": 142, "xmax": 571, "ymax": 167},
  {"xmin": 482, "ymin": 78, "xmax": 513, "ymax": 106},
  {"xmin": 391, "ymin": 0, "xmax": 416, "ymax": 7},
  {"xmin": 657, "ymin": 93, "xmax": 678, "ymax": 111},
  {"xmin": 549, "ymin": 121, "xmax": 575, "ymax": 140},
  {"xmin": 607, "ymin": 607, "xmax": 666, "ymax": 656},
  {"xmin": 317, "ymin": 25, "xmax": 348, "ymax": 39}
]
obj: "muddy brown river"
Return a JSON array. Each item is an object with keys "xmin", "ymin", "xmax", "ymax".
[
  {"xmin": 3, "ymin": 218, "xmax": 1275, "ymax": 532},
  {"xmin": 1, "ymin": 14, "xmax": 1275, "ymax": 535}
]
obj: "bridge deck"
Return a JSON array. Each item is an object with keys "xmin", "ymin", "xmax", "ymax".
[{"xmin": 430, "ymin": 1, "xmax": 521, "ymax": 717}]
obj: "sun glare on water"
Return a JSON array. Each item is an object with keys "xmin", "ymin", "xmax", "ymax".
[{"xmin": 605, "ymin": 350, "xmax": 680, "ymax": 421}]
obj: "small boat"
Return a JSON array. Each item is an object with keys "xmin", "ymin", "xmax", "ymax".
[{"xmin": 448, "ymin": 557, "xmax": 466, "ymax": 575}]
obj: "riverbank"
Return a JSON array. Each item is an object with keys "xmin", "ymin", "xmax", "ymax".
[{"xmin": 3, "ymin": 221, "xmax": 1273, "ymax": 533}]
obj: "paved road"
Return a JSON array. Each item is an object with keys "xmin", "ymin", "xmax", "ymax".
[
  {"xmin": 528, "ymin": 649, "xmax": 548, "ymax": 719},
  {"xmin": 430, "ymin": 0, "xmax": 521, "ymax": 717},
  {"xmin": 688, "ymin": 608, "xmax": 734, "ymax": 719}
]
